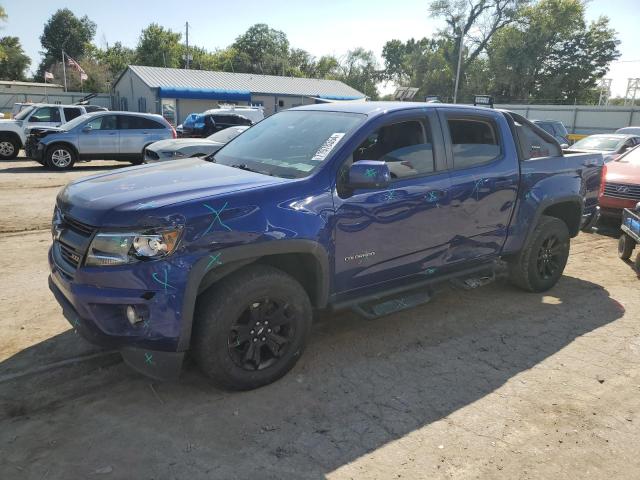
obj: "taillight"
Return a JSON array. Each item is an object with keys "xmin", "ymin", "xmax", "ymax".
[
  {"xmin": 599, "ymin": 163, "xmax": 607, "ymax": 197},
  {"xmin": 170, "ymin": 126, "xmax": 177, "ymax": 139}
]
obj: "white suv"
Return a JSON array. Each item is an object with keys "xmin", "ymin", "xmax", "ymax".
[{"xmin": 0, "ymin": 104, "xmax": 89, "ymax": 160}]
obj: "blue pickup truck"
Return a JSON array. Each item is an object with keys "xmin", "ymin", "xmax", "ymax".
[{"xmin": 49, "ymin": 102, "xmax": 602, "ymax": 389}]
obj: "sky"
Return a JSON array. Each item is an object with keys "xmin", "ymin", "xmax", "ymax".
[{"xmin": 2, "ymin": 0, "xmax": 639, "ymax": 98}]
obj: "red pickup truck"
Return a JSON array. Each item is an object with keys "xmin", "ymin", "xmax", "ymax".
[{"xmin": 599, "ymin": 145, "xmax": 640, "ymax": 219}]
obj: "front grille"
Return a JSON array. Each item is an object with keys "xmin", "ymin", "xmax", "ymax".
[
  {"xmin": 145, "ymin": 149, "xmax": 159, "ymax": 160},
  {"xmin": 53, "ymin": 213, "xmax": 96, "ymax": 274},
  {"xmin": 603, "ymin": 182, "xmax": 640, "ymax": 201}
]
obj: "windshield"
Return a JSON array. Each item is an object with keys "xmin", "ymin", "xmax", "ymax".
[
  {"xmin": 213, "ymin": 110, "xmax": 365, "ymax": 178},
  {"xmin": 572, "ymin": 136, "xmax": 622, "ymax": 151},
  {"xmin": 14, "ymin": 105, "xmax": 35, "ymax": 120},
  {"xmin": 207, "ymin": 126, "xmax": 248, "ymax": 143},
  {"xmin": 61, "ymin": 113, "xmax": 92, "ymax": 131},
  {"xmin": 619, "ymin": 145, "xmax": 640, "ymax": 165}
]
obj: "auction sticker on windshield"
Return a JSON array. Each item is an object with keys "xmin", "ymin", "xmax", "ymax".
[{"xmin": 311, "ymin": 133, "xmax": 346, "ymax": 161}]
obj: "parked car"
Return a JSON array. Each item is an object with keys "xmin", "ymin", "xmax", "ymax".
[
  {"xmin": 48, "ymin": 102, "xmax": 602, "ymax": 389},
  {"xmin": 204, "ymin": 105, "xmax": 264, "ymax": 124},
  {"xmin": 616, "ymin": 127, "xmax": 640, "ymax": 136},
  {"xmin": 25, "ymin": 111, "xmax": 176, "ymax": 170},
  {"xmin": 144, "ymin": 125, "xmax": 249, "ymax": 163},
  {"xmin": 0, "ymin": 103, "xmax": 88, "ymax": 160},
  {"xmin": 11, "ymin": 102, "xmax": 33, "ymax": 118},
  {"xmin": 83, "ymin": 105, "xmax": 108, "ymax": 113},
  {"xmin": 178, "ymin": 112, "xmax": 253, "ymax": 138},
  {"xmin": 565, "ymin": 134, "xmax": 640, "ymax": 163},
  {"xmin": 531, "ymin": 119, "xmax": 570, "ymax": 146},
  {"xmin": 599, "ymin": 145, "xmax": 640, "ymax": 220}
]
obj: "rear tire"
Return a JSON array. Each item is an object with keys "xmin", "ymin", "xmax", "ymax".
[
  {"xmin": 45, "ymin": 144, "xmax": 76, "ymax": 170},
  {"xmin": 618, "ymin": 234, "xmax": 635, "ymax": 260},
  {"xmin": 0, "ymin": 135, "xmax": 19, "ymax": 160},
  {"xmin": 508, "ymin": 215, "xmax": 570, "ymax": 292},
  {"xmin": 193, "ymin": 265, "xmax": 312, "ymax": 390}
]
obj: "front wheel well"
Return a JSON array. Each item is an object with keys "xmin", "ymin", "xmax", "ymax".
[
  {"xmin": 256, "ymin": 253, "xmax": 325, "ymax": 307},
  {"xmin": 541, "ymin": 201, "xmax": 581, "ymax": 236},
  {"xmin": 0, "ymin": 131, "xmax": 23, "ymax": 148},
  {"xmin": 46, "ymin": 142, "xmax": 78, "ymax": 158}
]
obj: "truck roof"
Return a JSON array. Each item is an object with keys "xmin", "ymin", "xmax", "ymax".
[{"xmin": 292, "ymin": 101, "xmax": 495, "ymax": 117}]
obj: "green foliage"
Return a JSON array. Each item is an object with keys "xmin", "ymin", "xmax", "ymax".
[
  {"xmin": 98, "ymin": 42, "xmax": 135, "ymax": 78},
  {"xmin": 37, "ymin": 9, "xmax": 96, "ymax": 77},
  {"xmin": 487, "ymin": 0, "xmax": 620, "ymax": 103},
  {"xmin": 135, "ymin": 23, "xmax": 182, "ymax": 68},
  {"xmin": 231, "ymin": 23, "xmax": 289, "ymax": 75},
  {"xmin": 0, "ymin": 36, "xmax": 30, "ymax": 80},
  {"xmin": 337, "ymin": 48, "xmax": 380, "ymax": 99}
]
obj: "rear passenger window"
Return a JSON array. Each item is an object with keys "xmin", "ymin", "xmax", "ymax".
[
  {"xmin": 351, "ymin": 119, "xmax": 435, "ymax": 179},
  {"xmin": 119, "ymin": 116, "xmax": 164, "ymax": 129},
  {"xmin": 516, "ymin": 123, "xmax": 561, "ymax": 160},
  {"xmin": 447, "ymin": 118, "xmax": 500, "ymax": 168},
  {"xmin": 63, "ymin": 108, "xmax": 82, "ymax": 121}
]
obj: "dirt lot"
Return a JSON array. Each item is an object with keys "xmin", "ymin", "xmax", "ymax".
[{"xmin": 1, "ymin": 156, "xmax": 639, "ymax": 480}]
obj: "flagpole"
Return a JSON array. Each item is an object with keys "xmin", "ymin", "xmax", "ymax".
[{"xmin": 61, "ymin": 50, "xmax": 67, "ymax": 92}]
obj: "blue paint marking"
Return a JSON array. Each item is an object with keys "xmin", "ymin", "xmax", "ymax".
[
  {"xmin": 425, "ymin": 191, "xmax": 439, "ymax": 203},
  {"xmin": 205, "ymin": 253, "xmax": 223, "ymax": 271},
  {"xmin": 364, "ymin": 168, "xmax": 377, "ymax": 178},
  {"xmin": 382, "ymin": 190, "xmax": 397, "ymax": 202},
  {"xmin": 203, "ymin": 202, "xmax": 232, "ymax": 234},
  {"xmin": 423, "ymin": 267, "xmax": 437, "ymax": 275},
  {"xmin": 152, "ymin": 267, "xmax": 174, "ymax": 292},
  {"xmin": 144, "ymin": 352, "xmax": 154, "ymax": 365},
  {"xmin": 471, "ymin": 178, "xmax": 486, "ymax": 200}
]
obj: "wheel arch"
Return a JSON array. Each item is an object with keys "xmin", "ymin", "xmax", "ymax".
[
  {"xmin": 0, "ymin": 130, "xmax": 23, "ymax": 148},
  {"xmin": 46, "ymin": 141, "xmax": 79, "ymax": 159},
  {"xmin": 177, "ymin": 239, "xmax": 330, "ymax": 351},
  {"xmin": 541, "ymin": 199, "xmax": 582, "ymax": 237}
]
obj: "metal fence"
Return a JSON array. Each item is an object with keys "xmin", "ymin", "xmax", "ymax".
[
  {"xmin": 0, "ymin": 91, "xmax": 112, "ymax": 114},
  {"xmin": 495, "ymin": 104, "xmax": 640, "ymax": 135}
]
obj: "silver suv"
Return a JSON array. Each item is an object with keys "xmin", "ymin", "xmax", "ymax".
[{"xmin": 25, "ymin": 111, "xmax": 176, "ymax": 170}]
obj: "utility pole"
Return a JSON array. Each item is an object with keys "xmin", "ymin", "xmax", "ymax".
[
  {"xmin": 61, "ymin": 49, "xmax": 67, "ymax": 92},
  {"xmin": 453, "ymin": 31, "xmax": 464, "ymax": 104},
  {"xmin": 185, "ymin": 22, "xmax": 190, "ymax": 69}
]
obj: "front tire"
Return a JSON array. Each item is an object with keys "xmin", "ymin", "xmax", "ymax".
[
  {"xmin": 508, "ymin": 215, "xmax": 570, "ymax": 292},
  {"xmin": 618, "ymin": 234, "xmax": 635, "ymax": 260},
  {"xmin": 0, "ymin": 135, "xmax": 19, "ymax": 160},
  {"xmin": 46, "ymin": 144, "xmax": 76, "ymax": 170},
  {"xmin": 193, "ymin": 265, "xmax": 312, "ymax": 390}
]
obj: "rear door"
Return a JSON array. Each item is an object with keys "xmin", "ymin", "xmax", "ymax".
[
  {"xmin": 437, "ymin": 108, "xmax": 519, "ymax": 264},
  {"xmin": 118, "ymin": 115, "xmax": 169, "ymax": 155},
  {"xmin": 78, "ymin": 114, "xmax": 119, "ymax": 156}
]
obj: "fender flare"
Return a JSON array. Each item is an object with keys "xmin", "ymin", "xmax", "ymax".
[
  {"xmin": 176, "ymin": 239, "xmax": 330, "ymax": 351},
  {"xmin": 525, "ymin": 194, "xmax": 583, "ymax": 244}
]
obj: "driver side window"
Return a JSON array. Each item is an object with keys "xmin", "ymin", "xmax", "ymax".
[{"xmin": 349, "ymin": 119, "xmax": 435, "ymax": 180}]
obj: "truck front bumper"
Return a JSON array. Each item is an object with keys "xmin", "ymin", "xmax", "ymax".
[{"xmin": 48, "ymin": 251, "xmax": 185, "ymax": 380}]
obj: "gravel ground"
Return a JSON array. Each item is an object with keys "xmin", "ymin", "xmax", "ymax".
[{"xmin": 0, "ymin": 156, "xmax": 639, "ymax": 480}]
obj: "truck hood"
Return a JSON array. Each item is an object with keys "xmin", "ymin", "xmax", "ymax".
[
  {"xmin": 57, "ymin": 158, "xmax": 288, "ymax": 226},
  {"xmin": 148, "ymin": 138, "xmax": 219, "ymax": 151}
]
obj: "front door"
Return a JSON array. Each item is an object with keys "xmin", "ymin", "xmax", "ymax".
[
  {"xmin": 437, "ymin": 109, "xmax": 518, "ymax": 264},
  {"xmin": 332, "ymin": 111, "xmax": 452, "ymax": 294},
  {"xmin": 26, "ymin": 106, "xmax": 62, "ymax": 128},
  {"xmin": 78, "ymin": 114, "xmax": 119, "ymax": 156}
]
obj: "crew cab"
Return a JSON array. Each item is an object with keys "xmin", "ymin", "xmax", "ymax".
[
  {"xmin": 0, "ymin": 103, "xmax": 88, "ymax": 160},
  {"xmin": 48, "ymin": 102, "xmax": 603, "ymax": 390}
]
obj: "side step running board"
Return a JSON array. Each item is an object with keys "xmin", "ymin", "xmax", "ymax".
[{"xmin": 352, "ymin": 288, "xmax": 432, "ymax": 319}]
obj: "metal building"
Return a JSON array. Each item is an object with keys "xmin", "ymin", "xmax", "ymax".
[{"xmin": 112, "ymin": 65, "xmax": 366, "ymax": 124}]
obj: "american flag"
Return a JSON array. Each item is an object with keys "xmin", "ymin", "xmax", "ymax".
[{"xmin": 66, "ymin": 55, "xmax": 86, "ymax": 75}]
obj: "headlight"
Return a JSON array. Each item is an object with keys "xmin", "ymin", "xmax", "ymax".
[{"xmin": 85, "ymin": 228, "xmax": 181, "ymax": 266}]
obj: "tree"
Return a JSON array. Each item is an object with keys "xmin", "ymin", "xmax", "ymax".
[
  {"xmin": 487, "ymin": 0, "xmax": 620, "ymax": 103},
  {"xmin": 37, "ymin": 9, "xmax": 96, "ymax": 77},
  {"xmin": 0, "ymin": 36, "xmax": 30, "ymax": 80},
  {"xmin": 135, "ymin": 24, "xmax": 182, "ymax": 68},
  {"xmin": 429, "ymin": 0, "xmax": 528, "ymax": 95},
  {"xmin": 98, "ymin": 41, "xmax": 135, "ymax": 77},
  {"xmin": 231, "ymin": 23, "xmax": 290, "ymax": 75},
  {"xmin": 337, "ymin": 48, "xmax": 380, "ymax": 99}
]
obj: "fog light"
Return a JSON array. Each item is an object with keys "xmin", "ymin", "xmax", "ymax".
[{"xmin": 126, "ymin": 305, "xmax": 142, "ymax": 325}]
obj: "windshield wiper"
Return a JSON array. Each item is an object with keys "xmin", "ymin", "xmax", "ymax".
[{"xmin": 231, "ymin": 163, "xmax": 270, "ymax": 175}]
